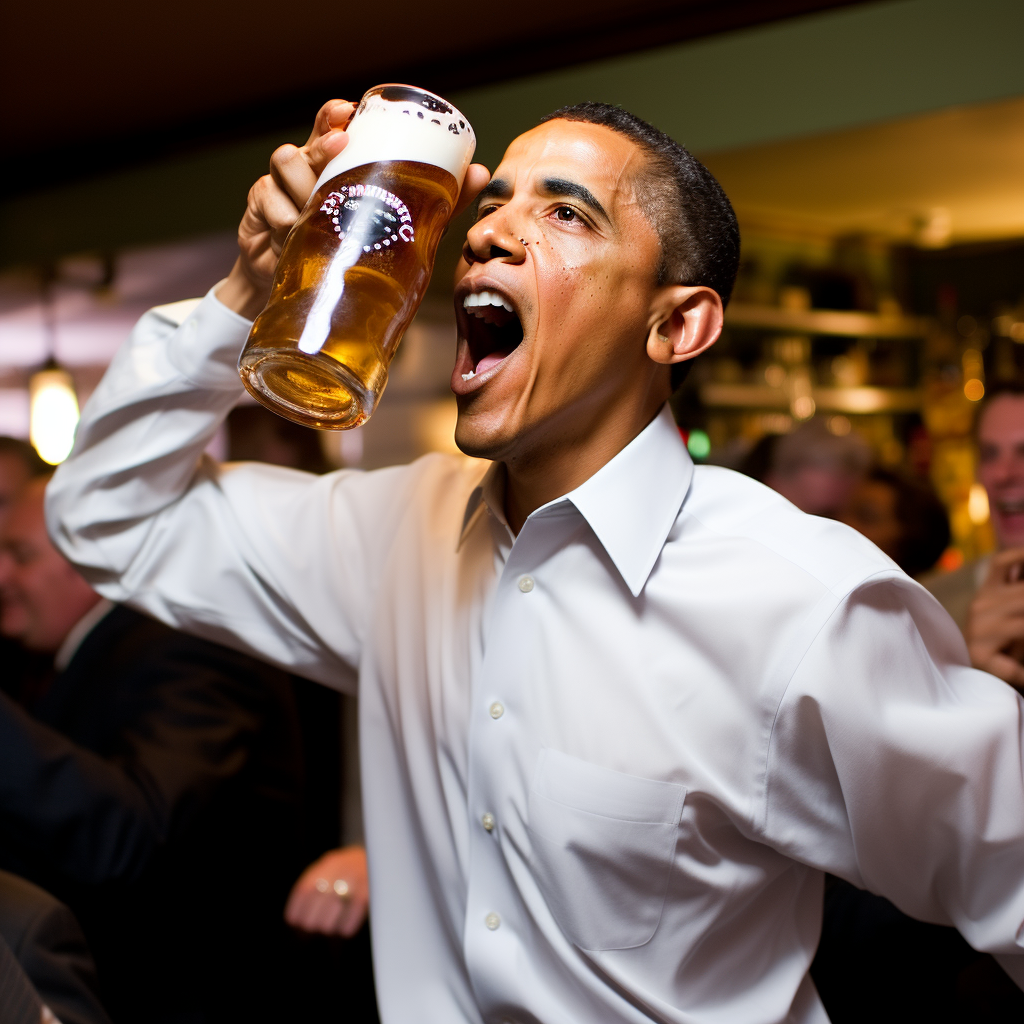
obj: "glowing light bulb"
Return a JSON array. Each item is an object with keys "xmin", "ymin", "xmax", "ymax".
[
  {"xmin": 30, "ymin": 367, "xmax": 79, "ymax": 465},
  {"xmin": 967, "ymin": 483, "xmax": 990, "ymax": 526},
  {"xmin": 964, "ymin": 378, "xmax": 985, "ymax": 402}
]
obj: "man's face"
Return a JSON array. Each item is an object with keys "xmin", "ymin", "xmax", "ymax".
[
  {"xmin": 451, "ymin": 120, "xmax": 666, "ymax": 460},
  {"xmin": 977, "ymin": 394, "xmax": 1024, "ymax": 549},
  {"xmin": 0, "ymin": 481, "xmax": 99, "ymax": 651},
  {"xmin": 0, "ymin": 453, "xmax": 32, "ymax": 534}
]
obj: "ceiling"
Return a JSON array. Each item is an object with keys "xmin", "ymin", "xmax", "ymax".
[
  {"xmin": 3, "ymin": 0, "xmax": 859, "ymax": 191},
  {"xmin": 702, "ymin": 93, "xmax": 1024, "ymax": 244}
]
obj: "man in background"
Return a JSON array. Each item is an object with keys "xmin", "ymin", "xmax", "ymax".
[
  {"xmin": 0, "ymin": 438, "xmax": 48, "ymax": 528},
  {"xmin": 927, "ymin": 383, "xmax": 1024, "ymax": 687},
  {"xmin": 0, "ymin": 477, "xmax": 307, "ymax": 1022},
  {"xmin": 0, "ymin": 438, "xmax": 52, "ymax": 689},
  {"xmin": 740, "ymin": 418, "xmax": 871, "ymax": 517}
]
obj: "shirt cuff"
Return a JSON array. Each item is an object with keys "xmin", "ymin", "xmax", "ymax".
[{"xmin": 164, "ymin": 282, "xmax": 253, "ymax": 392}]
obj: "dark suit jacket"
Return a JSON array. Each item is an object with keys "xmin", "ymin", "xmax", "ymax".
[
  {"xmin": 0, "ymin": 933, "xmax": 40, "ymax": 1024},
  {"xmin": 0, "ymin": 870, "xmax": 109, "ymax": 1024},
  {"xmin": 812, "ymin": 875, "xmax": 1024, "ymax": 1022},
  {"xmin": 0, "ymin": 606, "xmax": 305, "ymax": 1023}
]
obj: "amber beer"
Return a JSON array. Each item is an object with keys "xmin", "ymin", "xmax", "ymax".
[{"xmin": 239, "ymin": 85, "xmax": 476, "ymax": 429}]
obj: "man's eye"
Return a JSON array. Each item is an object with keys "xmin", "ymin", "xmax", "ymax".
[{"xmin": 554, "ymin": 206, "xmax": 578, "ymax": 222}]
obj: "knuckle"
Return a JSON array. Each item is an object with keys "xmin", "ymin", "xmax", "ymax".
[
  {"xmin": 251, "ymin": 175, "xmax": 274, "ymax": 204},
  {"xmin": 270, "ymin": 143, "xmax": 299, "ymax": 168}
]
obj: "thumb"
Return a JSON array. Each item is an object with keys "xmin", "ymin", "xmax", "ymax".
[{"xmin": 455, "ymin": 164, "xmax": 491, "ymax": 219}]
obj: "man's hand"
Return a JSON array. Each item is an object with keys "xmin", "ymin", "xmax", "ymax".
[
  {"xmin": 284, "ymin": 844, "xmax": 369, "ymax": 938},
  {"xmin": 967, "ymin": 548, "xmax": 1024, "ymax": 689},
  {"xmin": 216, "ymin": 99, "xmax": 490, "ymax": 321}
]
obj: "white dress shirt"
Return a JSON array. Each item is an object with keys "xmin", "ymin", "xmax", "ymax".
[{"xmin": 47, "ymin": 290, "xmax": 1024, "ymax": 1023}]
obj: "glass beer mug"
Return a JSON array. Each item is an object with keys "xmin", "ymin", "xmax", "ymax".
[{"xmin": 238, "ymin": 85, "xmax": 476, "ymax": 429}]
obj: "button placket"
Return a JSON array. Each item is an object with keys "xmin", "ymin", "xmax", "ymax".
[{"xmin": 463, "ymin": 537, "xmax": 550, "ymax": 1010}]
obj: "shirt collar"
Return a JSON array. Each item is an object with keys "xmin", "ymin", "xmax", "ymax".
[
  {"xmin": 54, "ymin": 598, "xmax": 115, "ymax": 672},
  {"xmin": 460, "ymin": 405, "xmax": 693, "ymax": 597}
]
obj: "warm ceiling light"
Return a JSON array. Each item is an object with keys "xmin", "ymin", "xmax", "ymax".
[
  {"xmin": 30, "ymin": 363, "xmax": 79, "ymax": 465},
  {"xmin": 968, "ymin": 483, "xmax": 990, "ymax": 526}
]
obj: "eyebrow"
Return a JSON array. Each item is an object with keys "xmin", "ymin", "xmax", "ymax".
[
  {"xmin": 476, "ymin": 178, "xmax": 512, "ymax": 204},
  {"xmin": 475, "ymin": 176, "xmax": 610, "ymax": 224},
  {"xmin": 540, "ymin": 177, "xmax": 609, "ymax": 223}
]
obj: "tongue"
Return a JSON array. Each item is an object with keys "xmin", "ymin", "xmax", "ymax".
[{"xmin": 476, "ymin": 350, "xmax": 511, "ymax": 375}]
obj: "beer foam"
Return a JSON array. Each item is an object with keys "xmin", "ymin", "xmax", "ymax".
[{"xmin": 315, "ymin": 85, "xmax": 476, "ymax": 193}]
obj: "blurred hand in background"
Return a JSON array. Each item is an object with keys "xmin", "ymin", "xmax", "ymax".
[{"xmin": 285, "ymin": 845, "xmax": 369, "ymax": 938}]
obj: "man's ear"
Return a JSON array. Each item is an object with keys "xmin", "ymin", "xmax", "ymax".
[{"xmin": 646, "ymin": 286, "xmax": 724, "ymax": 368}]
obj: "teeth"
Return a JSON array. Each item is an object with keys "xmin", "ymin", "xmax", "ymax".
[
  {"xmin": 463, "ymin": 290, "xmax": 513, "ymax": 312},
  {"xmin": 462, "ymin": 370, "xmax": 476, "ymax": 381}
]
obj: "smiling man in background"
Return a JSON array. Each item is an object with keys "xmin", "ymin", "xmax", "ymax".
[
  {"xmin": 928, "ymin": 383, "xmax": 1024, "ymax": 686},
  {"xmin": 46, "ymin": 99, "xmax": 1024, "ymax": 1022}
]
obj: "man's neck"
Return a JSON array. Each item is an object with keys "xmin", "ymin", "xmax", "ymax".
[{"xmin": 501, "ymin": 396, "xmax": 667, "ymax": 535}]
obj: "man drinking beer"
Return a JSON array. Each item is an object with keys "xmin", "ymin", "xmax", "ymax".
[{"xmin": 47, "ymin": 99, "xmax": 1024, "ymax": 1022}]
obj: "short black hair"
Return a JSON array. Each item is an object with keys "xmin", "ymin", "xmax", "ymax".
[
  {"xmin": 0, "ymin": 437, "xmax": 49, "ymax": 478},
  {"xmin": 538, "ymin": 103, "xmax": 740, "ymax": 390}
]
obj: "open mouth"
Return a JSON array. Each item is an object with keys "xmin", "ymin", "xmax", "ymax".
[{"xmin": 459, "ymin": 289, "xmax": 525, "ymax": 380}]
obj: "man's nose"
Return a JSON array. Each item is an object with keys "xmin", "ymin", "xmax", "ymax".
[
  {"xmin": 991, "ymin": 453, "xmax": 1024, "ymax": 486},
  {"xmin": 462, "ymin": 208, "xmax": 527, "ymax": 266}
]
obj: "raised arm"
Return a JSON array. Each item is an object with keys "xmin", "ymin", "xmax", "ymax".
[
  {"xmin": 47, "ymin": 100, "xmax": 490, "ymax": 684},
  {"xmin": 46, "ymin": 102, "xmax": 381, "ymax": 685},
  {"xmin": 764, "ymin": 575, "xmax": 1024, "ymax": 982}
]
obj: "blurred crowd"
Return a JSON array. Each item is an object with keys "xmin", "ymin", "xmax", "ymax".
[
  {"xmin": 0, "ymin": 409, "xmax": 376, "ymax": 1024},
  {"xmin": 3, "ymin": 390, "xmax": 1024, "ymax": 1022}
]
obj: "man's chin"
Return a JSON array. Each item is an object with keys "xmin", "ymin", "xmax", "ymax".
[
  {"xmin": 0, "ymin": 614, "xmax": 30, "ymax": 646},
  {"xmin": 454, "ymin": 407, "xmax": 519, "ymax": 463}
]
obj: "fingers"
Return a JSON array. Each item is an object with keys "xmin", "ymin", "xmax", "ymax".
[
  {"xmin": 284, "ymin": 886, "xmax": 345, "ymax": 934},
  {"xmin": 269, "ymin": 144, "xmax": 319, "ymax": 211},
  {"xmin": 301, "ymin": 101, "xmax": 356, "ymax": 180},
  {"xmin": 304, "ymin": 99, "xmax": 357, "ymax": 148},
  {"xmin": 454, "ymin": 163, "xmax": 491, "ymax": 219},
  {"xmin": 306, "ymin": 129, "xmax": 351, "ymax": 178},
  {"xmin": 248, "ymin": 173, "xmax": 302, "ymax": 251},
  {"xmin": 284, "ymin": 846, "xmax": 369, "ymax": 937},
  {"xmin": 338, "ymin": 893, "xmax": 370, "ymax": 937},
  {"xmin": 984, "ymin": 548, "xmax": 1024, "ymax": 586}
]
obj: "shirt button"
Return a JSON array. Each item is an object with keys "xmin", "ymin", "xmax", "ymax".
[
  {"xmin": 485, "ymin": 912, "xmax": 501, "ymax": 930},
  {"xmin": 489, "ymin": 701, "xmax": 504, "ymax": 719},
  {"xmin": 481, "ymin": 812, "xmax": 495, "ymax": 832},
  {"xmin": 517, "ymin": 575, "xmax": 534, "ymax": 593}
]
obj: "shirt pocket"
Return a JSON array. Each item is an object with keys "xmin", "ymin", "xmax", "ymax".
[{"xmin": 526, "ymin": 748, "xmax": 686, "ymax": 952}]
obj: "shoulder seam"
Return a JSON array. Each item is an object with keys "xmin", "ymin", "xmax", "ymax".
[{"xmin": 756, "ymin": 568, "xmax": 906, "ymax": 837}]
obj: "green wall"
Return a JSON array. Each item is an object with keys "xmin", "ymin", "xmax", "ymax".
[
  {"xmin": 452, "ymin": 0, "xmax": 1024, "ymax": 169},
  {"xmin": 3, "ymin": 0, "xmax": 1022, "ymax": 269}
]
